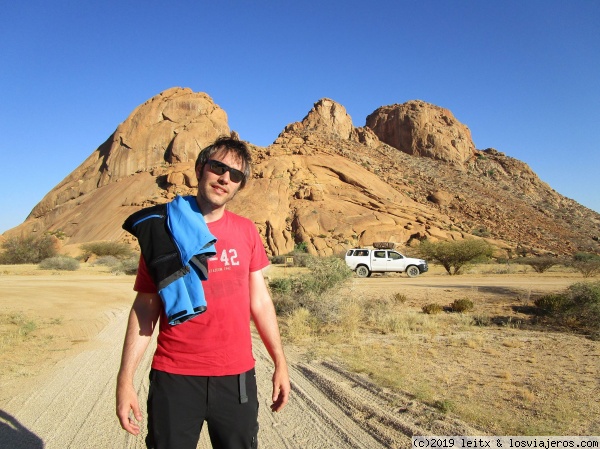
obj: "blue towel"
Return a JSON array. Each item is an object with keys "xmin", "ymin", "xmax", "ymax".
[{"xmin": 159, "ymin": 196, "xmax": 217, "ymax": 325}]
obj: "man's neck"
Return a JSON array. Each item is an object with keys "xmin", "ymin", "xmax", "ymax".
[{"xmin": 196, "ymin": 198, "xmax": 226, "ymax": 224}]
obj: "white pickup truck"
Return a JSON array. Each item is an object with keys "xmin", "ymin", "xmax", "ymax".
[{"xmin": 345, "ymin": 248, "xmax": 428, "ymax": 278}]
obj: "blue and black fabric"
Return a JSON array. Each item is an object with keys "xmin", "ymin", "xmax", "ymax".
[{"xmin": 123, "ymin": 196, "xmax": 217, "ymax": 325}]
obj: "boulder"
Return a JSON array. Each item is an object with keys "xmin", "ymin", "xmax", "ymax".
[
  {"xmin": 428, "ymin": 190, "xmax": 454, "ymax": 206},
  {"xmin": 366, "ymin": 100, "xmax": 475, "ymax": 164}
]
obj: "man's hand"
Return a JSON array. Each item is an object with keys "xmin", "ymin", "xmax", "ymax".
[
  {"xmin": 115, "ymin": 292, "xmax": 159, "ymax": 435},
  {"xmin": 271, "ymin": 364, "xmax": 290, "ymax": 412},
  {"xmin": 116, "ymin": 381, "xmax": 143, "ymax": 435}
]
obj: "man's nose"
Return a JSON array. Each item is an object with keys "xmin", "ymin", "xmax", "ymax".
[{"xmin": 217, "ymin": 170, "xmax": 231, "ymax": 183}]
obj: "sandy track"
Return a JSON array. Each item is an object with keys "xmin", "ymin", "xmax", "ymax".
[
  {"xmin": 0, "ymin": 293, "xmax": 478, "ymax": 449},
  {"xmin": 0, "ymin": 303, "xmax": 392, "ymax": 449},
  {"xmin": 0, "ymin": 302, "xmax": 389, "ymax": 449}
]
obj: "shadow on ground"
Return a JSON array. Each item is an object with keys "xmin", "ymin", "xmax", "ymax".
[{"xmin": 0, "ymin": 410, "xmax": 43, "ymax": 449}]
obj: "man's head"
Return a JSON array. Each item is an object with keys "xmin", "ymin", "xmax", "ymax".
[
  {"xmin": 195, "ymin": 136, "xmax": 252, "ymax": 189},
  {"xmin": 193, "ymin": 136, "xmax": 252, "ymax": 216}
]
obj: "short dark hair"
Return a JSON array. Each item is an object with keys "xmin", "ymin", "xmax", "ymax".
[{"xmin": 195, "ymin": 136, "xmax": 252, "ymax": 189}]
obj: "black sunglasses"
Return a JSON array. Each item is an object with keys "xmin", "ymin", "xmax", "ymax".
[{"xmin": 206, "ymin": 160, "xmax": 245, "ymax": 183}]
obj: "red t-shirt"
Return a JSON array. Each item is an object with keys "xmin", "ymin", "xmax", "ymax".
[{"xmin": 134, "ymin": 209, "xmax": 270, "ymax": 376}]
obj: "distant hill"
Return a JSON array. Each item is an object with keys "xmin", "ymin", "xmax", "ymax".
[{"xmin": 3, "ymin": 87, "xmax": 599, "ymax": 257}]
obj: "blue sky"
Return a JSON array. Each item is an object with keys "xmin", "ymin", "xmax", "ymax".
[{"xmin": 1, "ymin": 0, "xmax": 599, "ymax": 234}]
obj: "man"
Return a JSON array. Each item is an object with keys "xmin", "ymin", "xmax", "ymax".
[{"xmin": 116, "ymin": 137, "xmax": 290, "ymax": 449}]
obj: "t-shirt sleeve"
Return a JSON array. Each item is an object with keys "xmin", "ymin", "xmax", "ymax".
[
  {"xmin": 133, "ymin": 255, "xmax": 158, "ymax": 293},
  {"xmin": 249, "ymin": 222, "xmax": 270, "ymax": 273}
]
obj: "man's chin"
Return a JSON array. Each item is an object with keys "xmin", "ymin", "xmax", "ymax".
[
  {"xmin": 205, "ymin": 194, "xmax": 231, "ymax": 209},
  {"xmin": 197, "ymin": 188, "xmax": 237, "ymax": 209}
]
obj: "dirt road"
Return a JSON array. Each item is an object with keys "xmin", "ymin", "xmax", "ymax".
[
  {"xmin": 0, "ymin": 307, "xmax": 483, "ymax": 449},
  {"xmin": 1, "ymin": 267, "xmax": 591, "ymax": 447}
]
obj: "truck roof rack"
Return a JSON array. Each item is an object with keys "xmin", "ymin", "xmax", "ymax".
[{"xmin": 372, "ymin": 242, "xmax": 395, "ymax": 249}]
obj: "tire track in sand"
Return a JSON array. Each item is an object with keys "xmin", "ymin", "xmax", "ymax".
[{"xmin": 1, "ymin": 303, "xmax": 476, "ymax": 449}]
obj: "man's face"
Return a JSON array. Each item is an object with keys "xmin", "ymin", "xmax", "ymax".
[{"xmin": 195, "ymin": 150, "xmax": 244, "ymax": 211}]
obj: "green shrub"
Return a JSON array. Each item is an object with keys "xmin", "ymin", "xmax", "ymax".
[
  {"xmin": 111, "ymin": 258, "xmax": 139, "ymax": 275},
  {"xmin": 80, "ymin": 241, "xmax": 134, "ymax": 260},
  {"xmin": 93, "ymin": 255, "xmax": 120, "ymax": 267},
  {"xmin": 534, "ymin": 294, "xmax": 570, "ymax": 315},
  {"xmin": 0, "ymin": 235, "xmax": 58, "ymax": 264},
  {"xmin": 294, "ymin": 242, "xmax": 308, "ymax": 253},
  {"xmin": 570, "ymin": 253, "xmax": 600, "ymax": 278},
  {"xmin": 450, "ymin": 298, "xmax": 474, "ymax": 313},
  {"xmin": 269, "ymin": 277, "xmax": 293, "ymax": 295},
  {"xmin": 418, "ymin": 239, "xmax": 493, "ymax": 275},
  {"xmin": 269, "ymin": 256, "xmax": 352, "ymax": 316},
  {"xmin": 291, "ymin": 252, "xmax": 312, "ymax": 267},
  {"xmin": 39, "ymin": 256, "xmax": 80, "ymax": 271},
  {"xmin": 270, "ymin": 255, "xmax": 286, "ymax": 265},
  {"xmin": 422, "ymin": 303, "xmax": 443, "ymax": 314},
  {"xmin": 535, "ymin": 281, "xmax": 600, "ymax": 337},
  {"xmin": 299, "ymin": 256, "xmax": 353, "ymax": 295},
  {"xmin": 518, "ymin": 257, "xmax": 559, "ymax": 273}
]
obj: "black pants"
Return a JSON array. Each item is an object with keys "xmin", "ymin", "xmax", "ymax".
[{"xmin": 145, "ymin": 368, "xmax": 259, "ymax": 449}]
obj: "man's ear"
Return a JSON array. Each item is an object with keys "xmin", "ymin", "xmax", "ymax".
[{"xmin": 195, "ymin": 164, "xmax": 202, "ymax": 180}]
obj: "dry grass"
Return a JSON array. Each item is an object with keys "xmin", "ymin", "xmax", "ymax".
[
  {"xmin": 0, "ymin": 263, "xmax": 134, "ymax": 396},
  {"xmin": 285, "ymin": 308, "xmax": 315, "ymax": 343},
  {"xmin": 0, "ymin": 311, "xmax": 65, "ymax": 381},
  {"xmin": 272, "ymin": 263, "xmax": 600, "ymax": 435}
]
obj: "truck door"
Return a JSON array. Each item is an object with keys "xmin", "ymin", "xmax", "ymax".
[
  {"xmin": 370, "ymin": 250, "xmax": 388, "ymax": 271},
  {"xmin": 387, "ymin": 251, "xmax": 407, "ymax": 272}
]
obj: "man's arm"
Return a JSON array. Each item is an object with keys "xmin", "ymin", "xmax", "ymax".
[
  {"xmin": 249, "ymin": 269, "xmax": 290, "ymax": 412},
  {"xmin": 116, "ymin": 292, "xmax": 161, "ymax": 435}
]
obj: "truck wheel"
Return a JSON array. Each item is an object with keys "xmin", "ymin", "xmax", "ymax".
[
  {"xmin": 406, "ymin": 265, "xmax": 420, "ymax": 278},
  {"xmin": 356, "ymin": 265, "xmax": 370, "ymax": 278}
]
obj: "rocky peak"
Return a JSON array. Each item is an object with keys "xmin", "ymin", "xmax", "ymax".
[
  {"xmin": 105, "ymin": 87, "xmax": 229, "ymax": 178},
  {"xmin": 276, "ymin": 98, "xmax": 380, "ymax": 150},
  {"xmin": 301, "ymin": 98, "xmax": 354, "ymax": 138},
  {"xmin": 278, "ymin": 98, "xmax": 353, "ymax": 139},
  {"xmin": 28, "ymin": 88, "xmax": 230, "ymax": 220},
  {"xmin": 366, "ymin": 100, "xmax": 475, "ymax": 164},
  {"xmin": 4, "ymin": 89, "xmax": 599, "ymax": 258}
]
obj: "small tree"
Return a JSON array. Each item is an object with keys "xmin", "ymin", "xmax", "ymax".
[
  {"xmin": 80, "ymin": 241, "xmax": 134, "ymax": 260},
  {"xmin": 0, "ymin": 235, "xmax": 58, "ymax": 264},
  {"xmin": 419, "ymin": 239, "xmax": 493, "ymax": 275},
  {"xmin": 570, "ymin": 253, "xmax": 600, "ymax": 278},
  {"xmin": 518, "ymin": 256, "xmax": 559, "ymax": 273}
]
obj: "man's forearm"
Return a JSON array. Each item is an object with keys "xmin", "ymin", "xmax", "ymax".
[
  {"xmin": 249, "ymin": 272, "xmax": 286, "ymax": 365},
  {"xmin": 118, "ymin": 292, "xmax": 160, "ymax": 382},
  {"xmin": 249, "ymin": 270, "xmax": 290, "ymax": 411},
  {"xmin": 252, "ymin": 301, "xmax": 287, "ymax": 366}
]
